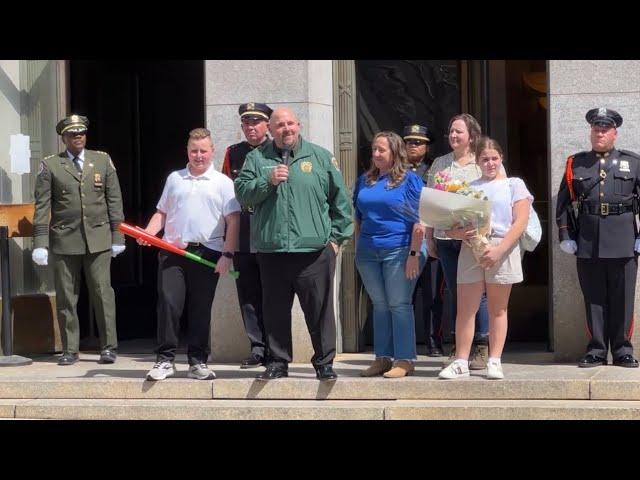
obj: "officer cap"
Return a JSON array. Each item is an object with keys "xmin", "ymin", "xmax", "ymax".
[
  {"xmin": 586, "ymin": 107, "xmax": 623, "ymax": 128},
  {"xmin": 402, "ymin": 124, "xmax": 432, "ymax": 144},
  {"xmin": 56, "ymin": 114, "xmax": 89, "ymax": 135},
  {"xmin": 238, "ymin": 102, "xmax": 273, "ymax": 121}
]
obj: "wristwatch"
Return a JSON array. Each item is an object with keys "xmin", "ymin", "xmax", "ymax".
[
  {"xmin": 409, "ymin": 250, "xmax": 418, "ymax": 257},
  {"xmin": 222, "ymin": 251, "xmax": 234, "ymax": 259}
]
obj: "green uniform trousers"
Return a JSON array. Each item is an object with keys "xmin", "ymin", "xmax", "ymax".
[{"xmin": 53, "ymin": 250, "xmax": 117, "ymax": 353}]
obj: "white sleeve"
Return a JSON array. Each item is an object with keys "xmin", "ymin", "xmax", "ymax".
[
  {"xmin": 156, "ymin": 173, "xmax": 173, "ymax": 213},
  {"xmin": 221, "ymin": 176, "xmax": 241, "ymax": 216},
  {"xmin": 509, "ymin": 177, "xmax": 533, "ymax": 205}
]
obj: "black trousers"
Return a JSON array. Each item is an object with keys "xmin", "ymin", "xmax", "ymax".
[
  {"xmin": 156, "ymin": 246, "xmax": 220, "ymax": 365},
  {"xmin": 233, "ymin": 252, "xmax": 266, "ymax": 358},
  {"xmin": 412, "ymin": 256, "xmax": 444, "ymax": 349},
  {"xmin": 257, "ymin": 245, "xmax": 337, "ymax": 368},
  {"xmin": 577, "ymin": 257, "xmax": 637, "ymax": 359}
]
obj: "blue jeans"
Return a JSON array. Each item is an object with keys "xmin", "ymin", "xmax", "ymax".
[
  {"xmin": 435, "ymin": 239, "xmax": 489, "ymax": 342},
  {"xmin": 356, "ymin": 246, "xmax": 425, "ymax": 360}
]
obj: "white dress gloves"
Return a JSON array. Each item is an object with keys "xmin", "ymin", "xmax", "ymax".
[
  {"xmin": 559, "ymin": 240, "xmax": 577, "ymax": 255},
  {"xmin": 111, "ymin": 244, "xmax": 126, "ymax": 258},
  {"xmin": 32, "ymin": 247, "xmax": 48, "ymax": 266}
]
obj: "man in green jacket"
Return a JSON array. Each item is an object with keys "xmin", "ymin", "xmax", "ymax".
[
  {"xmin": 235, "ymin": 107, "xmax": 353, "ymax": 381},
  {"xmin": 32, "ymin": 114, "xmax": 125, "ymax": 365}
]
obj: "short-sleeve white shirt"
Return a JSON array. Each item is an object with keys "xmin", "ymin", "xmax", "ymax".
[
  {"xmin": 470, "ymin": 177, "xmax": 533, "ymax": 238},
  {"xmin": 157, "ymin": 164, "xmax": 241, "ymax": 251}
]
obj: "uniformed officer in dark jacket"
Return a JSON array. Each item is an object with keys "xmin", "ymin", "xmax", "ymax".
[
  {"xmin": 403, "ymin": 124, "xmax": 445, "ymax": 356},
  {"xmin": 32, "ymin": 115, "xmax": 125, "ymax": 365},
  {"xmin": 556, "ymin": 107, "xmax": 640, "ymax": 368},
  {"xmin": 222, "ymin": 102, "xmax": 273, "ymax": 368}
]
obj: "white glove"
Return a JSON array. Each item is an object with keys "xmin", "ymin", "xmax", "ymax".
[
  {"xmin": 635, "ymin": 239, "xmax": 640, "ymax": 253},
  {"xmin": 111, "ymin": 244, "xmax": 126, "ymax": 258},
  {"xmin": 32, "ymin": 248, "xmax": 48, "ymax": 266},
  {"xmin": 559, "ymin": 240, "xmax": 577, "ymax": 255}
]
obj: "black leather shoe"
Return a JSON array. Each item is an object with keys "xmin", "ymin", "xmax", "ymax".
[
  {"xmin": 241, "ymin": 354, "xmax": 264, "ymax": 369},
  {"xmin": 99, "ymin": 349, "xmax": 117, "ymax": 364},
  {"xmin": 578, "ymin": 354, "xmax": 607, "ymax": 368},
  {"xmin": 613, "ymin": 354, "xmax": 639, "ymax": 368},
  {"xmin": 257, "ymin": 365, "xmax": 288, "ymax": 381},
  {"xmin": 426, "ymin": 347, "xmax": 444, "ymax": 357},
  {"xmin": 315, "ymin": 365, "xmax": 338, "ymax": 381},
  {"xmin": 58, "ymin": 352, "xmax": 79, "ymax": 365}
]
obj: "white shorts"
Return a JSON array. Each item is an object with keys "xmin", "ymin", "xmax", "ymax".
[{"xmin": 457, "ymin": 237, "xmax": 523, "ymax": 285}]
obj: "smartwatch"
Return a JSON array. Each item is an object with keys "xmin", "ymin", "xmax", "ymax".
[
  {"xmin": 222, "ymin": 251, "xmax": 234, "ymax": 259},
  {"xmin": 409, "ymin": 250, "xmax": 418, "ymax": 257}
]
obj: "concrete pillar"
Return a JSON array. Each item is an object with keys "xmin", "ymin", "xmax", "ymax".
[
  {"xmin": 549, "ymin": 60, "xmax": 640, "ymax": 361},
  {"xmin": 205, "ymin": 60, "xmax": 335, "ymax": 363}
]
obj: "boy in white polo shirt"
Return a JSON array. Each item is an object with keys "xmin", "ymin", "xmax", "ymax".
[{"xmin": 139, "ymin": 128, "xmax": 240, "ymax": 381}]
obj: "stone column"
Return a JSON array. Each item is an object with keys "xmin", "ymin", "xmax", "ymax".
[
  {"xmin": 206, "ymin": 60, "xmax": 335, "ymax": 363},
  {"xmin": 549, "ymin": 60, "xmax": 640, "ymax": 361}
]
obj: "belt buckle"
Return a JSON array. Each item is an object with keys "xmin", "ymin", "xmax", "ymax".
[{"xmin": 600, "ymin": 203, "xmax": 609, "ymax": 216}]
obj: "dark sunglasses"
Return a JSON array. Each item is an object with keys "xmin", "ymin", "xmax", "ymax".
[{"xmin": 406, "ymin": 140, "xmax": 427, "ymax": 146}]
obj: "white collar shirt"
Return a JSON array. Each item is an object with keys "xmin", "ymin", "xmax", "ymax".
[
  {"xmin": 156, "ymin": 163, "xmax": 241, "ymax": 251},
  {"xmin": 66, "ymin": 149, "xmax": 85, "ymax": 170}
]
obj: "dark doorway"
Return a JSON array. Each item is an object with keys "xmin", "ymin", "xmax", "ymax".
[
  {"xmin": 354, "ymin": 59, "xmax": 550, "ymax": 350},
  {"xmin": 68, "ymin": 60, "xmax": 205, "ymax": 347},
  {"xmin": 355, "ymin": 60, "xmax": 461, "ymax": 347}
]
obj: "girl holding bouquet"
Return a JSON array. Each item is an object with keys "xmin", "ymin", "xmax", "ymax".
[
  {"xmin": 426, "ymin": 114, "xmax": 491, "ymax": 368},
  {"xmin": 354, "ymin": 131, "xmax": 426, "ymax": 378},
  {"xmin": 439, "ymin": 137, "xmax": 532, "ymax": 380}
]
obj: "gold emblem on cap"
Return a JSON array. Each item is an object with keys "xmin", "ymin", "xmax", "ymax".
[
  {"xmin": 300, "ymin": 161, "xmax": 313, "ymax": 173},
  {"xmin": 247, "ymin": 102, "xmax": 255, "ymax": 111},
  {"xmin": 598, "ymin": 107, "xmax": 607, "ymax": 117},
  {"xmin": 71, "ymin": 115, "xmax": 80, "ymax": 123},
  {"xmin": 411, "ymin": 125, "xmax": 420, "ymax": 133}
]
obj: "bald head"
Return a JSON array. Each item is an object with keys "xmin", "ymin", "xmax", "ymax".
[{"xmin": 269, "ymin": 108, "xmax": 301, "ymax": 149}]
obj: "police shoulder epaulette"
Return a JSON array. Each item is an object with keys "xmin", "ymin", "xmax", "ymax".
[
  {"xmin": 43, "ymin": 154, "xmax": 56, "ymax": 160},
  {"xmin": 619, "ymin": 149, "xmax": 640, "ymax": 160},
  {"xmin": 94, "ymin": 150, "xmax": 109, "ymax": 155}
]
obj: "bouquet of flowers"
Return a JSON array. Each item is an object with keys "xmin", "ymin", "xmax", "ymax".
[{"xmin": 420, "ymin": 171, "xmax": 492, "ymax": 264}]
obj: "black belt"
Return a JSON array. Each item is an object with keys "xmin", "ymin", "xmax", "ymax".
[
  {"xmin": 579, "ymin": 203, "xmax": 634, "ymax": 216},
  {"xmin": 187, "ymin": 242, "xmax": 205, "ymax": 247}
]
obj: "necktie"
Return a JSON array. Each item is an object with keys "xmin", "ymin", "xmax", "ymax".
[{"xmin": 73, "ymin": 157, "xmax": 82, "ymax": 173}]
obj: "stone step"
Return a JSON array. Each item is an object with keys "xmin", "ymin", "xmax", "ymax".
[
  {"xmin": 2, "ymin": 353, "xmax": 640, "ymax": 401},
  {"xmin": 2, "ymin": 398, "xmax": 640, "ymax": 420}
]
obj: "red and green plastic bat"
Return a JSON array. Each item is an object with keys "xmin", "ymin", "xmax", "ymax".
[{"xmin": 118, "ymin": 222, "xmax": 239, "ymax": 279}]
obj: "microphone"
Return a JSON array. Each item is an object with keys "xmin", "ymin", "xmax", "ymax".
[{"xmin": 281, "ymin": 146, "xmax": 291, "ymax": 166}]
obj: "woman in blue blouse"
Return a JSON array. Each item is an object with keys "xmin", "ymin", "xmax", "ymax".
[{"xmin": 354, "ymin": 131, "xmax": 426, "ymax": 378}]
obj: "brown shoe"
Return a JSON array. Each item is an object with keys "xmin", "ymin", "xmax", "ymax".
[
  {"xmin": 383, "ymin": 360, "xmax": 415, "ymax": 378},
  {"xmin": 469, "ymin": 344, "xmax": 488, "ymax": 370},
  {"xmin": 360, "ymin": 357, "xmax": 393, "ymax": 377}
]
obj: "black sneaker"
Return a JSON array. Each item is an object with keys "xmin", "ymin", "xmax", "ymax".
[
  {"xmin": 58, "ymin": 352, "xmax": 79, "ymax": 365},
  {"xmin": 241, "ymin": 353, "xmax": 264, "ymax": 369}
]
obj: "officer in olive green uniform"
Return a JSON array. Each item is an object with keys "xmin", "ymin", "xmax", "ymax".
[{"xmin": 32, "ymin": 115, "xmax": 125, "ymax": 365}]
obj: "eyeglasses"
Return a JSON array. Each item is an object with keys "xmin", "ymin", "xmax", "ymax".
[{"xmin": 406, "ymin": 140, "xmax": 427, "ymax": 146}]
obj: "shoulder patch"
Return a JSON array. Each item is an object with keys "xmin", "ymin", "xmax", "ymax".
[
  {"xmin": 38, "ymin": 161, "xmax": 45, "ymax": 175},
  {"xmin": 331, "ymin": 157, "xmax": 340, "ymax": 171}
]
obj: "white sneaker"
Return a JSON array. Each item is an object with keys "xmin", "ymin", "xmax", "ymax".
[
  {"xmin": 188, "ymin": 363, "xmax": 216, "ymax": 380},
  {"xmin": 439, "ymin": 361, "xmax": 470, "ymax": 379},
  {"xmin": 146, "ymin": 361, "xmax": 176, "ymax": 381},
  {"xmin": 486, "ymin": 361, "xmax": 504, "ymax": 380}
]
